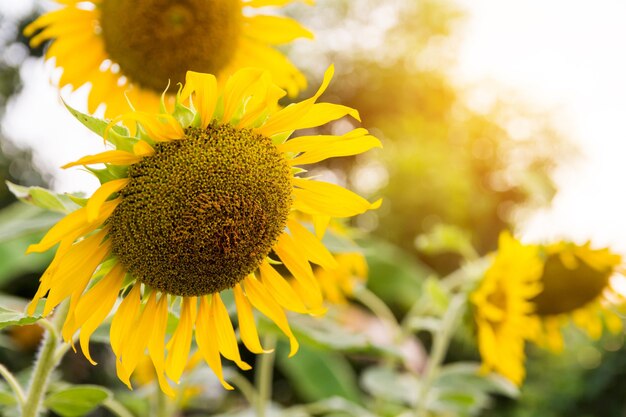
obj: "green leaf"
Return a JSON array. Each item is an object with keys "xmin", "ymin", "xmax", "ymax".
[
  {"xmin": 285, "ymin": 314, "xmax": 399, "ymax": 357},
  {"xmin": 415, "ymin": 223, "xmax": 477, "ymax": 260},
  {"xmin": 362, "ymin": 239, "xmax": 432, "ymax": 312},
  {"xmin": 360, "ymin": 366, "xmax": 418, "ymax": 405},
  {"xmin": 0, "ymin": 203, "xmax": 61, "ymax": 243},
  {"xmin": 44, "ymin": 385, "xmax": 111, "ymax": 417},
  {"xmin": 304, "ymin": 397, "xmax": 379, "ymax": 417},
  {"xmin": 0, "ymin": 390, "xmax": 17, "ymax": 406},
  {"xmin": 435, "ymin": 362, "xmax": 519, "ymax": 398},
  {"xmin": 6, "ymin": 182, "xmax": 79, "ymax": 214},
  {"xmin": 424, "ymin": 277, "xmax": 450, "ymax": 313},
  {"xmin": 403, "ymin": 317, "xmax": 442, "ymax": 333},
  {"xmin": 0, "ymin": 306, "xmax": 42, "ymax": 330},
  {"xmin": 277, "ymin": 342, "xmax": 362, "ymax": 404}
]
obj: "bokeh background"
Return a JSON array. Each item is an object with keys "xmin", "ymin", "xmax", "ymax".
[{"xmin": 1, "ymin": 0, "xmax": 626, "ymax": 416}]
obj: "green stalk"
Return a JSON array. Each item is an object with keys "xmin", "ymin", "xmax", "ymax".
[
  {"xmin": 255, "ymin": 335, "xmax": 277, "ymax": 417},
  {"xmin": 0, "ymin": 363, "xmax": 25, "ymax": 406},
  {"xmin": 415, "ymin": 295, "xmax": 465, "ymax": 417},
  {"xmin": 22, "ymin": 301, "xmax": 70, "ymax": 417}
]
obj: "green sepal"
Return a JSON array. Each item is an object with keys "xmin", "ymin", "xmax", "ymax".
[
  {"xmin": 272, "ymin": 130, "xmax": 293, "ymax": 145},
  {"xmin": 63, "ymin": 102, "xmax": 135, "ymax": 152},
  {"xmin": 6, "ymin": 182, "xmax": 80, "ymax": 214},
  {"xmin": 174, "ymin": 101, "xmax": 195, "ymax": 128},
  {"xmin": 106, "ymin": 165, "xmax": 129, "ymax": 181},
  {"xmin": 85, "ymin": 167, "xmax": 119, "ymax": 185},
  {"xmin": 247, "ymin": 109, "xmax": 272, "ymax": 129},
  {"xmin": 212, "ymin": 96, "xmax": 225, "ymax": 121},
  {"xmin": 67, "ymin": 195, "xmax": 88, "ymax": 207}
]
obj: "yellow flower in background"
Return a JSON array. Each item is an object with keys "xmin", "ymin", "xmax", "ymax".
[
  {"xmin": 25, "ymin": 0, "xmax": 313, "ymax": 117},
  {"xmin": 529, "ymin": 242, "xmax": 624, "ymax": 353},
  {"xmin": 25, "ymin": 66, "xmax": 381, "ymax": 395},
  {"xmin": 316, "ymin": 252, "xmax": 368, "ymax": 304},
  {"xmin": 470, "ymin": 232, "xmax": 543, "ymax": 386}
]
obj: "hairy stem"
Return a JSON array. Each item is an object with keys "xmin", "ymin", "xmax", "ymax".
[{"xmin": 21, "ymin": 302, "xmax": 69, "ymax": 417}]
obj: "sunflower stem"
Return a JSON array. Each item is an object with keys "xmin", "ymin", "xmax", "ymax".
[
  {"xmin": 255, "ymin": 335, "xmax": 277, "ymax": 417},
  {"xmin": 354, "ymin": 286, "xmax": 403, "ymax": 342},
  {"xmin": 0, "ymin": 363, "xmax": 25, "ymax": 406},
  {"xmin": 415, "ymin": 295, "xmax": 465, "ymax": 417},
  {"xmin": 103, "ymin": 397, "xmax": 135, "ymax": 417},
  {"xmin": 22, "ymin": 301, "xmax": 70, "ymax": 417},
  {"xmin": 229, "ymin": 371, "xmax": 258, "ymax": 407},
  {"xmin": 155, "ymin": 385, "xmax": 170, "ymax": 417}
]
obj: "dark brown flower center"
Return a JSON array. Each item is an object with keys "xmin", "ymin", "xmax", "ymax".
[
  {"xmin": 100, "ymin": 0, "xmax": 241, "ymax": 92},
  {"xmin": 108, "ymin": 124, "xmax": 292, "ymax": 296}
]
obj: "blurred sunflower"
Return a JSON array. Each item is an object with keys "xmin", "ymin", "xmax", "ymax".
[
  {"xmin": 529, "ymin": 242, "xmax": 624, "ymax": 353},
  {"xmin": 25, "ymin": 0, "xmax": 313, "ymax": 117},
  {"xmin": 470, "ymin": 232, "xmax": 543, "ymax": 386},
  {"xmin": 316, "ymin": 252, "xmax": 368, "ymax": 304},
  {"xmin": 25, "ymin": 66, "xmax": 381, "ymax": 395}
]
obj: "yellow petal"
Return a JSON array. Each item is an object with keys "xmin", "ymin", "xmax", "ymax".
[
  {"xmin": 109, "ymin": 112, "xmax": 184, "ymax": 142},
  {"xmin": 75, "ymin": 263, "xmax": 126, "ymax": 364},
  {"xmin": 43, "ymin": 230, "xmax": 111, "ymax": 316},
  {"xmin": 148, "ymin": 295, "xmax": 176, "ymax": 397},
  {"xmin": 110, "ymin": 285, "xmax": 142, "ymax": 358},
  {"xmin": 233, "ymin": 284, "xmax": 267, "ymax": 354},
  {"xmin": 118, "ymin": 292, "xmax": 159, "ymax": 387},
  {"xmin": 273, "ymin": 233, "xmax": 324, "ymax": 313},
  {"xmin": 256, "ymin": 65, "xmax": 335, "ymax": 136},
  {"xmin": 243, "ymin": 274, "xmax": 299, "ymax": 356},
  {"xmin": 86, "ymin": 179, "xmax": 129, "ymax": 223},
  {"xmin": 211, "ymin": 293, "xmax": 251, "ymax": 370},
  {"xmin": 165, "ymin": 297, "xmax": 196, "ymax": 383},
  {"xmin": 222, "ymin": 68, "xmax": 266, "ymax": 123},
  {"xmin": 259, "ymin": 260, "xmax": 309, "ymax": 313},
  {"xmin": 287, "ymin": 219, "xmax": 337, "ymax": 269},
  {"xmin": 133, "ymin": 140, "xmax": 155, "ymax": 157},
  {"xmin": 181, "ymin": 71, "xmax": 218, "ymax": 128},
  {"xmin": 62, "ymin": 151, "xmax": 142, "ymax": 169},
  {"xmin": 243, "ymin": 15, "xmax": 313, "ymax": 44},
  {"xmin": 27, "ymin": 199, "xmax": 119, "ymax": 254},
  {"xmin": 196, "ymin": 296, "xmax": 234, "ymax": 390},
  {"xmin": 280, "ymin": 129, "xmax": 381, "ymax": 165},
  {"xmin": 245, "ymin": 0, "xmax": 314, "ymax": 8},
  {"xmin": 292, "ymin": 178, "xmax": 374, "ymax": 218}
]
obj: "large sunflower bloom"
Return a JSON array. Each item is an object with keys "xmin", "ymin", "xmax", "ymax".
[
  {"xmin": 26, "ymin": 66, "xmax": 381, "ymax": 395},
  {"xmin": 470, "ymin": 232, "xmax": 543, "ymax": 386},
  {"xmin": 25, "ymin": 0, "xmax": 312, "ymax": 117},
  {"xmin": 529, "ymin": 242, "xmax": 624, "ymax": 353}
]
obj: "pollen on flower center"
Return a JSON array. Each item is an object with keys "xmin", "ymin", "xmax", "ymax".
[
  {"xmin": 108, "ymin": 124, "xmax": 292, "ymax": 297},
  {"xmin": 99, "ymin": 0, "xmax": 242, "ymax": 92}
]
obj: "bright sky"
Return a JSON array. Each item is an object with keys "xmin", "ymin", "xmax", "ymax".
[
  {"xmin": 2, "ymin": 0, "xmax": 626, "ymax": 251},
  {"xmin": 453, "ymin": 0, "xmax": 626, "ymax": 252}
]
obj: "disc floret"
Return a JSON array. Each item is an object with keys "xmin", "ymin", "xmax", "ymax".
[{"xmin": 109, "ymin": 124, "xmax": 292, "ymax": 296}]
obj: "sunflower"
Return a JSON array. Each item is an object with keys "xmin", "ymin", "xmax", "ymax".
[
  {"xmin": 529, "ymin": 242, "xmax": 624, "ymax": 353},
  {"xmin": 26, "ymin": 66, "xmax": 381, "ymax": 395},
  {"xmin": 24, "ymin": 0, "xmax": 313, "ymax": 117},
  {"xmin": 470, "ymin": 232, "xmax": 543, "ymax": 386}
]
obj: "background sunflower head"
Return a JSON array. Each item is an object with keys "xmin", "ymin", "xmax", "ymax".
[
  {"xmin": 530, "ymin": 242, "xmax": 625, "ymax": 353},
  {"xmin": 24, "ymin": 0, "xmax": 313, "ymax": 117}
]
